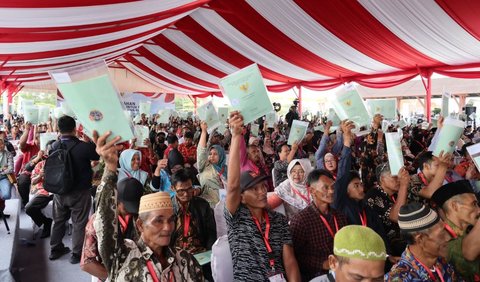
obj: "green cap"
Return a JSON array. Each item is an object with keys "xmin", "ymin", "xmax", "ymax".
[{"xmin": 333, "ymin": 225, "xmax": 387, "ymax": 261}]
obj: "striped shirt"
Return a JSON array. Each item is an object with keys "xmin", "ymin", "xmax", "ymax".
[{"xmin": 225, "ymin": 204, "xmax": 292, "ymax": 281}]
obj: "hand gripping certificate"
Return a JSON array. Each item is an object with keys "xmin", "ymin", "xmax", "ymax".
[
  {"xmin": 288, "ymin": 120, "xmax": 309, "ymax": 145},
  {"xmin": 197, "ymin": 101, "xmax": 221, "ymax": 134},
  {"xmin": 56, "ymin": 74, "xmax": 134, "ymax": 142},
  {"xmin": 366, "ymin": 99, "xmax": 397, "ymax": 120},
  {"xmin": 333, "ymin": 86, "xmax": 371, "ymax": 127},
  {"xmin": 433, "ymin": 118, "xmax": 465, "ymax": 157},
  {"xmin": 385, "ymin": 132, "xmax": 404, "ymax": 176},
  {"xmin": 219, "ymin": 64, "xmax": 273, "ymax": 124}
]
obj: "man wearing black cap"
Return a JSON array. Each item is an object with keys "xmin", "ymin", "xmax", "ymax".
[
  {"xmin": 225, "ymin": 111, "xmax": 300, "ymax": 282},
  {"xmin": 386, "ymin": 203, "xmax": 462, "ymax": 281},
  {"xmin": 432, "ymin": 180, "xmax": 480, "ymax": 281},
  {"xmin": 80, "ymin": 177, "xmax": 143, "ymax": 281}
]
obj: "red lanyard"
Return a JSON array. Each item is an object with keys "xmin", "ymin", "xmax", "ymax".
[
  {"xmin": 182, "ymin": 212, "xmax": 191, "ymax": 248},
  {"xmin": 118, "ymin": 215, "xmax": 130, "ymax": 234},
  {"xmin": 444, "ymin": 224, "xmax": 458, "ymax": 239},
  {"xmin": 251, "ymin": 211, "xmax": 275, "ymax": 270},
  {"xmin": 146, "ymin": 260, "xmax": 174, "ymax": 282},
  {"xmin": 319, "ymin": 213, "xmax": 339, "ymax": 238},
  {"xmin": 418, "ymin": 172, "xmax": 428, "ymax": 185},
  {"xmin": 411, "ymin": 254, "xmax": 445, "ymax": 282},
  {"xmin": 359, "ymin": 210, "xmax": 367, "ymax": 227},
  {"xmin": 290, "ymin": 185, "xmax": 310, "ymax": 205},
  {"xmin": 390, "ymin": 195, "xmax": 396, "ymax": 204}
]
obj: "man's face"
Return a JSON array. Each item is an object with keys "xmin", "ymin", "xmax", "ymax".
[
  {"xmin": 310, "ymin": 175, "xmax": 335, "ymax": 205},
  {"xmin": 137, "ymin": 209, "xmax": 175, "ymax": 250},
  {"xmin": 241, "ymin": 182, "xmax": 267, "ymax": 209},
  {"xmin": 11, "ymin": 126, "xmax": 18, "ymax": 135},
  {"xmin": 347, "ymin": 178, "xmax": 365, "ymax": 201},
  {"xmin": 330, "ymin": 256, "xmax": 385, "ymax": 282},
  {"xmin": 455, "ymin": 193, "xmax": 480, "ymax": 226},
  {"xmin": 174, "ymin": 179, "xmax": 194, "ymax": 205},
  {"xmin": 422, "ymin": 159, "xmax": 438, "ymax": 178},
  {"xmin": 247, "ymin": 145, "xmax": 261, "ymax": 164},
  {"xmin": 419, "ymin": 220, "xmax": 451, "ymax": 259}
]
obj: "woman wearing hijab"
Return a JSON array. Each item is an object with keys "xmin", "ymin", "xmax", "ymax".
[
  {"xmin": 197, "ymin": 122, "xmax": 227, "ymax": 208},
  {"xmin": 267, "ymin": 158, "xmax": 313, "ymax": 219},
  {"xmin": 118, "ymin": 149, "xmax": 150, "ymax": 191}
]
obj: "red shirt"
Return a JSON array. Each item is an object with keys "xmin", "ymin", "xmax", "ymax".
[
  {"xmin": 178, "ymin": 143, "xmax": 197, "ymax": 165},
  {"xmin": 20, "ymin": 143, "xmax": 39, "ymax": 172}
]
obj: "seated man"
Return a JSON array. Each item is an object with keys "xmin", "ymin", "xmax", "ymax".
[
  {"xmin": 170, "ymin": 169, "xmax": 216, "ymax": 253},
  {"xmin": 311, "ymin": 225, "xmax": 387, "ymax": 282},
  {"xmin": 225, "ymin": 111, "xmax": 300, "ymax": 281},
  {"xmin": 80, "ymin": 177, "xmax": 143, "ymax": 281},
  {"xmin": 386, "ymin": 203, "xmax": 462, "ymax": 281},
  {"xmin": 178, "ymin": 131, "xmax": 197, "ymax": 166},
  {"xmin": 93, "ymin": 131, "xmax": 204, "ymax": 281},
  {"xmin": 289, "ymin": 169, "xmax": 348, "ymax": 281},
  {"xmin": 432, "ymin": 180, "xmax": 480, "ymax": 281}
]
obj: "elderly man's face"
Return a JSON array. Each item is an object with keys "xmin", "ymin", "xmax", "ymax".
[
  {"xmin": 454, "ymin": 193, "xmax": 480, "ymax": 226},
  {"xmin": 137, "ymin": 209, "xmax": 175, "ymax": 250},
  {"xmin": 329, "ymin": 256, "xmax": 385, "ymax": 282},
  {"xmin": 418, "ymin": 220, "xmax": 451, "ymax": 259},
  {"xmin": 247, "ymin": 145, "xmax": 261, "ymax": 164}
]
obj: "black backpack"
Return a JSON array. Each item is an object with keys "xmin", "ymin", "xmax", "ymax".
[{"xmin": 44, "ymin": 140, "xmax": 79, "ymax": 195}]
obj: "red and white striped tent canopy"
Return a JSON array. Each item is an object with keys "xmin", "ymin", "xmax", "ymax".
[{"xmin": 2, "ymin": 0, "xmax": 480, "ymax": 99}]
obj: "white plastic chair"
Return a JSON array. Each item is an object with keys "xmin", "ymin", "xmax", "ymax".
[{"xmin": 211, "ymin": 235, "xmax": 234, "ymax": 282}]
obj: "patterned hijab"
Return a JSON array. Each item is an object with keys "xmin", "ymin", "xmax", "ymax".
[
  {"xmin": 210, "ymin": 145, "xmax": 227, "ymax": 178},
  {"xmin": 275, "ymin": 159, "xmax": 313, "ymax": 210},
  {"xmin": 118, "ymin": 149, "xmax": 148, "ymax": 185}
]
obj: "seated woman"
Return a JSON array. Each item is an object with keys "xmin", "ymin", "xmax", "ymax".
[
  {"xmin": 267, "ymin": 158, "xmax": 312, "ymax": 218},
  {"xmin": 273, "ymin": 142, "xmax": 298, "ymax": 187},
  {"xmin": 118, "ymin": 149, "xmax": 151, "ymax": 193},
  {"xmin": 197, "ymin": 122, "xmax": 227, "ymax": 208},
  {"xmin": 315, "ymin": 120, "xmax": 348, "ymax": 179}
]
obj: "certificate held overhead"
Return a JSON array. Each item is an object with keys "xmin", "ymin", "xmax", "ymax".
[{"xmin": 219, "ymin": 64, "xmax": 273, "ymax": 124}]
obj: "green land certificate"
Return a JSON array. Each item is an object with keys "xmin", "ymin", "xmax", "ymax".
[
  {"xmin": 333, "ymin": 87, "xmax": 371, "ymax": 127},
  {"xmin": 139, "ymin": 101, "xmax": 151, "ymax": 115},
  {"xmin": 366, "ymin": 99, "xmax": 397, "ymax": 120},
  {"xmin": 219, "ymin": 64, "xmax": 273, "ymax": 124},
  {"xmin": 288, "ymin": 120, "xmax": 309, "ymax": 145},
  {"xmin": 466, "ymin": 143, "xmax": 480, "ymax": 173},
  {"xmin": 385, "ymin": 132, "xmax": 404, "ymax": 176},
  {"xmin": 433, "ymin": 118, "xmax": 465, "ymax": 157},
  {"xmin": 218, "ymin": 107, "xmax": 229, "ymax": 123},
  {"xmin": 56, "ymin": 74, "xmax": 134, "ymax": 142},
  {"xmin": 197, "ymin": 101, "xmax": 220, "ymax": 134}
]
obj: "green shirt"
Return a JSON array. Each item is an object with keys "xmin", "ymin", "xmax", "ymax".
[{"xmin": 446, "ymin": 221, "xmax": 480, "ymax": 281}]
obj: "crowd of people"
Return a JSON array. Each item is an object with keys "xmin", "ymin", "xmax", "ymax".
[{"xmin": 0, "ymin": 104, "xmax": 479, "ymax": 281}]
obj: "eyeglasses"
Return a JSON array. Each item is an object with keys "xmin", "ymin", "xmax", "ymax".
[{"xmin": 176, "ymin": 187, "xmax": 193, "ymax": 196}]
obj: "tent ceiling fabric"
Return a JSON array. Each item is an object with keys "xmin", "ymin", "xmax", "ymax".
[{"xmin": 2, "ymin": 0, "xmax": 480, "ymax": 96}]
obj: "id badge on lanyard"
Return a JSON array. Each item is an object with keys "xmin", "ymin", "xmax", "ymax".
[{"xmin": 268, "ymin": 273, "xmax": 287, "ymax": 282}]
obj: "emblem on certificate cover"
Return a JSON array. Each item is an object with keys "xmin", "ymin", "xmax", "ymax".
[
  {"xmin": 448, "ymin": 141, "xmax": 455, "ymax": 147},
  {"xmin": 89, "ymin": 110, "xmax": 103, "ymax": 121},
  {"xmin": 239, "ymin": 82, "xmax": 249, "ymax": 93},
  {"xmin": 344, "ymin": 100, "xmax": 352, "ymax": 107}
]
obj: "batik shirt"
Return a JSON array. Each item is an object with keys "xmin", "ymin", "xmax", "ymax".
[
  {"xmin": 94, "ymin": 170, "xmax": 204, "ymax": 282},
  {"xmin": 385, "ymin": 246, "xmax": 463, "ymax": 282},
  {"xmin": 365, "ymin": 185, "xmax": 399, "ymax": 241}
]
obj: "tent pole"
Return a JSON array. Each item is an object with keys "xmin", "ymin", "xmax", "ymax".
[
  {"xmin": 194, "ymin": 96, "xmax": 197, "ymax": 115},
  {"xmin": 426, "ymin": 73, "xmax": 432, "ymax": 122},
  {"xmin": 297, "ymin": 85, "xmax": 302, "ymax": 117}
]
